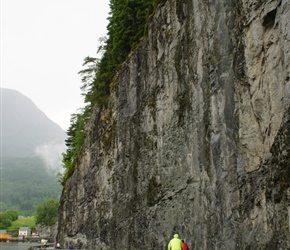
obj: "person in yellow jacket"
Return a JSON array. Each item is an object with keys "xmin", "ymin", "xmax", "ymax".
[{"xmin": 168, "ymin": 234, "xmax": 183, "ymax": 250}]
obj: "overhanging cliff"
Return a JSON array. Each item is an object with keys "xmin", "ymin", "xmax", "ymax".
[{"xmin": 57, "ymin": 0, "xmax": 290, "ymax": 249}]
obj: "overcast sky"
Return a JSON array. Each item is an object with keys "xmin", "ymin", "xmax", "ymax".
[{"xmin": 1, "ymin": 0, "xmax": 110, "ymax": 130}]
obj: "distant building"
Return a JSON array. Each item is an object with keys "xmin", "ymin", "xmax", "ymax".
[
  {"xmin": 0, "ymin": 230, "xmax": 11, "ymax": 239},
  {"xmin": 19, "ymin": 227, "xmax": 31, "ymax": 236},
  {"xmin": 32, "ymin": 230, "xmax": 39, "ymax": 238}
]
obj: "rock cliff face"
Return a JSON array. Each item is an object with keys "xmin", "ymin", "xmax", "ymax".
[
  {"xmin": 36, "ymin": 223, "xmax": 58, "ymax": 238},
  {"xmin": 57, "ymin": 0, "xmax": 290, "ymax": 249}
]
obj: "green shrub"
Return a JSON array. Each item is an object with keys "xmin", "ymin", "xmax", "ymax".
[{"xmin": 35, "ymin": 199, "xmax": 59, "ymax": 226}]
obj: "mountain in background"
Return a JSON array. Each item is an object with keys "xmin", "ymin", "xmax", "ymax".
[
  {"xmin": 0, "ymin": 87, "xmax": 66, "ymax": 157},
  {"xmin": 1, "ymin": 156, "xmax": 63, "ymax": 216},
  {"xmin": 0, "ymin": 87, "xmax": 66, "ymax": 216}
]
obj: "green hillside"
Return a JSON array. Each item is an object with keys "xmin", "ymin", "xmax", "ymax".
[
  {"xmin": 0, "ymin": 157, "xmax": 62, "ymax": 216},
  {"xmin": 7, "ymin": 216, "xmax": 36, "ymax": 232}
]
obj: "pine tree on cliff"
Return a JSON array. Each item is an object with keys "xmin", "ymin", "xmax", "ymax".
[
  {"xmin": 61, "ymin": 0, "xmax": 159, "ymax": 183},
  {"xmin": 90, "ymin": 0, "xmax": 158, "ymax": 106}
]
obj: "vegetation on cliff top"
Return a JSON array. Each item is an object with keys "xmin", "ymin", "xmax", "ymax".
[{"xmin": 61, "ymin": 0, "xmax": 159, "ymax": 184}]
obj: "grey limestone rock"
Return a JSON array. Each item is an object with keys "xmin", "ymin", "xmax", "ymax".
[{"xmin": 57, "ymin": 0, "xmax": 290, "ymax": 249}]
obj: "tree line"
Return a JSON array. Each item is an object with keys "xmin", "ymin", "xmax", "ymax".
[
  {"xmin": 0, "ymin": 210, "xmax": 18, "ymax": 229},
  {"xmin": 61, "ymin": 0, "xmax": 159, "ymax": 184},
  {"xmin": 0, "ymin": 199, "xmax": 59, "ymax": 230}
]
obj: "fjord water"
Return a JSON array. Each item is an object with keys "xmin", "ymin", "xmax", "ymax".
[
  {"xmin": 0, "ymin": 243, "xmax": 86, "ymax": 250},
  {"xmin": 0, "ymin": 242, "xmax": 34, "ymax": 250}
]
